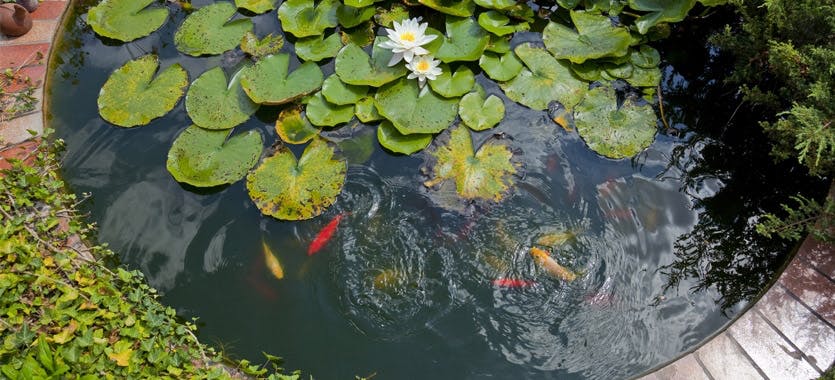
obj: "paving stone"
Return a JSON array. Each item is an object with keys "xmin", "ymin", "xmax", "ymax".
[
  {"xmin": 0, "ymin": 107, "xmax": 42, "ymax": 147},
  {"xmin": 3, "ymin": 64, "xmax": 46, "ymax": 93},
  {"xmin": 0, "ymin": 43, "xmax": 49, "ymax": 69},
  {"xmin": 0, "ymin": 138, "xmax": 39, "ymax": 172},
  {"xmin": 695, "ymin": 333, "xmax": 764, "ymax": 380},
  {"xmin": 780, "ymin": 259, "xmax": 835, "ymax": 326},
  {"xmin": 30, "ymin": 1, "xmax": 68, "ymax": 20},
  {"xmin": 651, "ymin": 355, "xmax": 710, "ymax": 380},
  {"xmin": 728, "ymin": 311, "xmax": 820, "ymax": 379},
  {"xmin": 797, "ymin": 235, "xmax": 835, "ymax": 280}
]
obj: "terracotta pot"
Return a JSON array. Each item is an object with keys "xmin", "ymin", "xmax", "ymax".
[{"xmin": 0, "ymin": 3, "xmax": 33, "ymax": 37}]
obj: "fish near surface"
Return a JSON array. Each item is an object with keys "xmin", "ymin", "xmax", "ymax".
[
  {"xmin": 263, "ymin": 239, "xmax": 284, "ymax": 280},
  {"xmin": 535, "ymin": 230, "xmax": 579, "ymax": 249},
  {"xmin": 530, "ymin": 247, "xmax": 577, "ymax": 282},
  {"xmin": 492, "ymin": 278, "xmax": 535, "ymax": 288},
  {"xmin": 308, "ymin": 213, "xmax": 346, "ymax": 256}
]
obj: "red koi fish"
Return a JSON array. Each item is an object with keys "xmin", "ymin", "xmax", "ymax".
[
  {"xmin": 308, "ymin": 213, "xmax": 346, "ymax": 256},
  {"xmin": 492, "ymin": 278, "xmax": 536, "ymax": 288}
]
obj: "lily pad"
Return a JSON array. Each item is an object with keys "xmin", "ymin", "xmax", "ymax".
[
  {"xmin": 574, "ymin": 86, "xmax": 657, "ymax": 159},
  {"xmin": 186, "ymin": 67, "xmax": 258, "ymax": 130},
  {"xmin": 417, "ymin": 0, "xmax": 475, "ymax": 17},
  {"xmin": 277, "ymin": 0, "xmax": 339, "ymax": 38},
  {"xmin": 479, "ymin": 50, "xmax": 523, "ymax": 81},
  {"xmin": 87, "ymin": 0, "xmax": 168, "ymax": 42},
  {"xmin": 354, "ymin": 97, "xmax": 383, "ymax": 122},
  {"xmin": 543, "ymin": 10, "xmax": 632, "ymax": 64},
  {"xmin": 276, "ymin": 106, "xmax": 320, "ymax": 144},
  {"xmin": 500, "ymin": 43, "xmax": 588, "ymax": 111},
  {"xmin": 98, "ymin": 55, "xmax": 188, "ymax": 128},
  {"xmin": 485, "ymin": 35, "xmax": 511, "ymax": 53},
  {"xmin": 478, "ymin": 11, "xmax": 528, "ymax": 36},
  {"xmin": 424, "ymin": 126, "xmax": 516, "ymax": 201},
  {"xmin": 322, "ymin": 76, "xmax": 368, "ymax": 105},
  {"xmin": 235, "ymin": 0, "xmax": 276, "ymax": 14},
  {"xmin": 375, "ymin": 78, "xmax": 459, "ymax": 135},
  {"xmin": 459, "ymin": 85, "xmax": 505, "ymax": 131},
  {"xmin": 337, "ymin": 4, "xmax": 375, "ymax": 28},
  {"xmin": 628, "ymin": 0, "xmax": 696, "ymax": 34},
  {"xmin": 240, "ymin": 53, "xmax": 324, "ymax": 105},
  {"xmin": 630, "ymin": 45, "xmax": 661, "ymax": 68},
  {"xmin": 295, "ymin": 33, "xmax": 343, "ymax": 62},
  {"xmin": 334, "ymin": 37, "xmax": 407, "ymax": 87},
  {"xmin": 429, "ymin": 65, "xmax": 475, "ymax": 98},
  {"xmin": 166, "ymin": 125, "xmax": 263, "ymax": 187},
  {"xmin": 626, "ymin": 65, "xmax": 662, "ymax": 87},
  {"xmin": 473, "ymin": 0, "xmax": 515, "ymax": 10},
  {"xmin": 373, "ymin": 3, "xmax": 408, "ymax": 28},
  {"xmin": 241, "ymin": 32, "xmax": 284, "ymax": 59},
  {"xmin": 305, "ymin": 92, "xmax": 355, "ymax": 127},
  {"xmin": 340, "ymin": 22, "xmax": 375, "ymax": 47},
  {"xmin": 174, "ymin": 2, "xmax": 253, "ymax": 56},
  {"xmin": 377, "ymin": 121, "xmax": 433, "ymax": 155},
  {"xmin": 246, "ymin": 138, "xmax": 347, "ymax": 220},
  {"xmin": 428, "ymin": 17, "xmax": 490, "ymax": 63},
  {"xmin": 345, "ymin": 0, "xmax": 377, "ymax": 7}
]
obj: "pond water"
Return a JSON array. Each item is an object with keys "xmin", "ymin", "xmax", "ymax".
[{"xmin": 47, "ymin": 1, "xmax": 827, "ymax": 379}]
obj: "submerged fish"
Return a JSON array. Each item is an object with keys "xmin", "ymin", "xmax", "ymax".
[
  {"xmin": 263, "ymin": 240, "xmax": 284, "ymax": 280},
  {"xmin": 535, "ymin": 230, "xmax": 578, "ymax": 249},
  {"xmin": 530, "ymin": 247, "xmax": 577, "ymax": 282},
  {"xmin": 373, "ymin": 269, "xmax": 405, "ymax": 292},
  {"xmin": 308, "ymin": 213, "xmax": 346, "ymax": 256},
  {"xmin": 492, "ymin": 278, "xmax": 535, "ymax": 288}
]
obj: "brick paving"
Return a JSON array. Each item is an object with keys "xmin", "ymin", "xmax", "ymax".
[{"xmin": 2, "ymin": 2, "xmax": 833, "ymax": 379}]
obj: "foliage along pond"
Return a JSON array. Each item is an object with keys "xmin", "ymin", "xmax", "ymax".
[{"xmin": 47, "ymin": 0, "xmax": 826, "ymax": 378}]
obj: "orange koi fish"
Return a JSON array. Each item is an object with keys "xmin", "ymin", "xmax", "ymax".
[
  {"xmin": 308, "ymin": 213, "xmax": 346, "ymax": 256},
  {"xmin": 530, "ymin": 247, "xmax": 577, "ymax": 282},
  {"xmin": 492, "ymin": 278, "xmax": 535, "ymax": 288},
  {"xmin": 263, "ymin": 240, "xmax": 284, "ymax": 280}
]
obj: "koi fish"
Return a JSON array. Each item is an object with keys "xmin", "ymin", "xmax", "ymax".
[
  {"xmin": 308, "ymin": 213, "xmax": 346, "ymax": 256},
  {"xmin": 373, "ymin": 269, "xmax": 404, "ymax": 292},
  {"xmin": 263, "ymin": 240, "xmax": 284, "ymax": 280},
  {"xmin": 530, "ymin": 247, "xmax": 577, "ymax": 282},
  {"xmin": 535, "ymin": 230, "xmax": 579, "ymax": 249},
  {"xmin": 492, "ymin": 278, "xmax": 535, "ymax": 288}
]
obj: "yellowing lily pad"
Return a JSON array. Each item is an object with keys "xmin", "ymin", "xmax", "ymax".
[
  {"xmin": 295, "ymin": 33, "xmax": 343, "ymax": 62},
  {"xmin": 98, "ymin": 55, "xmax": 188, "ymax": 128},
  {"xmin": 240, "ymin": 32, "xmax": 284, "ymax": 59},
  {"xmin": 186, "ymin": 67, "xmax": 258, "ymax": 130},
  {"xmin": 340, "ymin": 22, "xmax": 375, "ymax": 47},
  {"xmin": 377, "ymin": 121, "xmax": 433, "ymax": 155},
  {"xmin": 459, "ymin": 85, "xmax": 505, "ymax": 131},
  {"xmin": 543, "ymin": 10, "xmax": 632, "ymax": 64},
  {"xmin": 375, "ymin": 78, "xmax": 459, "ymax": 135},
  {"xmin": 277, "ymin": 0, "xmax": 339, "ymax": 38},
  {"xmin": 304, "ymin": 92, "xmax": 355, "ymax": 127},
  {"xmin": 335, "ymin": 37, "xmax": 407, "ymax": 87},
  {"xmin": 166, "ymin": 125, "xmax": 263, "ymax": 187},
  {"xmin": 417, "ymin": 0, "xmax": 475, "ymax": 17},
  {"xmin": 428, "ymin": 65, "xmax": 475, "ymax": 98},
  {"xmin": 236, "ymin": 0, "xmax": 276, "ymax": 14},
  {"xmin": 354, "ymin": 97, "xmax": 383, "ymax": 122},
  {"xmin": 246, "ymin": 138, "xmax": 347, "ymax": 220},
  {"xmin": 276, "ymin": 106, "xmax": 320, "ymax": 144},
  {"xmin": 87, "ymin": 0, "xmax": 168, "ymax": 42},
  {"xmin": 479, "ymin": 50, "xmax": 523, "ymax": 82},
  {"xmin": 345, "ymin": 0, "xmax": 378, "ymax": 7},
  {"xmin": 174, "ymin": 2, "xmax": 253, "ymax": 56},
  {"xmin": 322, "ymin": 75, "xmax": 368, "ymax": 105},
  {"xmin": 373, "ymin": 3, "xmax": 408, "ymax": 28},
  {"xmin": 428, "ymin": 17, "xmax": 490, "ymax": 63},
  {"xmin": 574, "ymin": 86, "xmax": 657, "ymax": 159},
  {"xmin": 240, "ymin": 53, "xmax": 324, "ymax": 105},
  {"xmin": 500, "ymin": 43, "xmax": 588, "ymax": 111},
  {"xmin": 628, "ymin": 0, "xmax": 696, "ymax": 34},
  {"xmin": 424, "ymin": 126, "xmax": 516, "ymax": 201}
]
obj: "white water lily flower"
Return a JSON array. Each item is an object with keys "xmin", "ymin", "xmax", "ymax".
[
  {"xmin": 406, "ymin": 55, "xmax": 442, "ymax": 87},
  {"xmin": 380, "ymin": 18, "xmax": 437, "ymax": 66}
]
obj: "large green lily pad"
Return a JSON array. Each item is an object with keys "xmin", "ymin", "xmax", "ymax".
[
  {"xmin": 98, "ymin": 55, "xmax": 188, "ymax": 128},
  {"xmin": 87, "ymin": 0, "xmax": 168, "ymax": 42},
  {"xmin": 354, "ymin": 97, "xmax": 383, "ymax": 122},
  {"xmin": 543, "ymin": 10, "xmax": 632, "ymax": 64},
  {"xmin": 500, "ymin": 43, "xmax": 588, "ymax": 111},
  {"xmin": 240, "ymin": 53, "xmax": 324, "ymax": 105},
  {"xmin": 235, "ymin": 0, "xmax": 276, "ymax": 14},
  {"xmin": 166, "ymin": 125, "xmax": 263, "ymax": 187},
  {"xmin": 473, "ymin": 0, "xmax": 515, "ymax": 10},
  {"xmin": 417, "ymin": 0, "xmax": 475, "ymax": 17},
  {"xmin": 174, "ymin": 2, "xmax": 253, "ymax": 56},
  {"xmin": 337, "ymin": 4, "xmax": 375, "ymax": 28},
  {"xmin": 277, "ymin": 0, "xmax": 339, "ymax": 38},
  {"xmin": 427, "ymin": 17, "xmax": 490, "ymax": 63},
  {"xmin": 240, "ymin": 32, "xmax": 284, "ymax": 59},
  {"xmin": 479, "ymin": 50, "xmax": 523, "ymax": 81},
  {"xmin": 424, "ymin": 126, "xmax": 516, "ymax": 201},
  {"xmin": 459, "ymin": 85, "xmax": 504, "ymax": 131},
  {"xmin": 276, "ymin": 106, "xmax": 320, "ymax": 144},
  {"xmin": 377, "ymin": 121, "xmax": 433, "ymax": 155},
  {"xmin": 304, "ymin": 92, "xmax": 355, "ymax": 127},
  {"xmin": 334, "ymin": 38, "xmax": 407, "ymax": 87},
  {"xmin": 295, "ymin": 33, "xmax": 343, "ymax": 62},
  {"xmin": 428, "ymin": 65, "xmax": 475, "ymax": 98},
  {"xmin": 185, "ymin": 67, "xmax": 258, "ymax": 130},
  {"xmin": 322, "ymin": 75, "xmax": 368, "ymax": 105},
  {"xmin": 246, "ymin": 138, "xmax": 347, "ymax": 220},
  {"xmin": 375, "ymin": 78, "xmax": 459, "ymax": 135},
  {"xmin": 627, "ymin": 0, "xmax": 696, "ymax": 34},
  {"xmin": 574, "ymin": 86, "xmax": 657, "ymax": 159},
  {"xmin": 478, "ymin": 11, "xmax": 528, "ymax": 36}
]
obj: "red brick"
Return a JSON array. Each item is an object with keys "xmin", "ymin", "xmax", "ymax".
[
  {"xmin": 797, "ymin": 235, "xmax": 835, "ymax": 280},
  {"xmin": 0, "ymin": 138, "xmax": 39, "ymax": 172},
  {"xmin": 2, "ymin": 64, "xmax": 45, "ymax": 93},
  {"xmin": 30, "ymin": 1, "xmax": 68, "ymax": 20},
  {"xmin": 0, "ymin": 43, "xmax": 49, "ymax": 69},
  {"xmin": 780, "ymin": 258, "xmax": 835, "ymax": 326}
]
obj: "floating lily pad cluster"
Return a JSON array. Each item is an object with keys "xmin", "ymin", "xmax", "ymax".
[{"xmin": 88, "ymin": 0, "xmax": 726, "ymax": 220}]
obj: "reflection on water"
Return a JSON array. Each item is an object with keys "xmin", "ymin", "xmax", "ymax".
[{"xmin": 46, "ymin": 3, "xmax": 828, "ymax": 379}]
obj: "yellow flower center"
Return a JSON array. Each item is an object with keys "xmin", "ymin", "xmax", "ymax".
[
  {"xmin": 400, "ymin": 32, "xmax": 416, "ymax": 42},
  {"xmin": 416, "ymin": 60, "xmax": 430, "ymax": 72}
]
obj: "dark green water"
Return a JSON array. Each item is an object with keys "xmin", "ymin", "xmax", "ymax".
[{"xmin": 47, "ymin": 2, "xmax": 828, "ymax": 379}]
